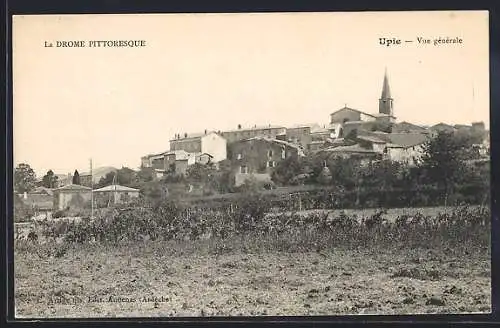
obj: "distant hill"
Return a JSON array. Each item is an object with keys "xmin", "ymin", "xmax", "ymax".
[{"xmin": 80, "ymin": 166, "xmax": 118, "ymax": 183}]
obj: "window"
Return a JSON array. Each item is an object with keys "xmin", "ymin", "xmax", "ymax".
[
  {"xmin": 267, "ymin": 161, "xmax": 276, "ymax": 168},
  {"xmin": 281, "ymin": 150, "xmax": 286, "ymax": 159},
  {"xmin": 240, "ymin": 166, "xmax": 248, "ymax": 174},
  {"xmin": 323, "ymin": 160, "xmax": 327, "ymax": 168},
  {"xmin": 268, "ymin": 150, "xmax": 273, "ymax": 157},
  {"xmin": 237, "ymin": 153, "xmax": 242, "ymax": 160}
]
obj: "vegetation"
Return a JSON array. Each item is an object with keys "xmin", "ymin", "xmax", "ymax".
[
  {"xmin": 41, "ymin": 169, "xmax": 59, "ymax": 189},
  {"xmin": 14, "ymin": 163, "xmax": 37, "ymax": 193},
  {"xmin": 30, "ymin": 196, "xmax": 488, "ymax": 256},
  {"xmin": 72, "ymin": 170, "xmax": 80, "ymax": 185}
]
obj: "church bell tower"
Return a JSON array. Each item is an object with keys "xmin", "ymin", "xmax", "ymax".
[{"xmin": 379, "ymin": 68, "xmax": 394, "ymax": 116}]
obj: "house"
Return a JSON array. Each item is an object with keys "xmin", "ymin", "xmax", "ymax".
[
  {"xmin": 170, "ymin": 131, "xmax": 227, "ymax": 162},
  {"xmin": 219, "ymin": 124, "xmax": 287, "ymax": 143},
  {"xmin": 93, "ymin": 184, "xmax": 140, "ymax": 207},
  {"xmin": 285, "ymin": 124, "xmax": 316, "ymax": 150},
  {"xmin": 194, "ymin": 153, "xmax": 214, "ymax": 165},
  {"xmin": 164, "ymin": 150, "xmax": 195, "ymax": 172},
  {"xmin": 228, "ymin": 136, "xmax": 305, "ymax": 185},
  {"xmin": 53, "ymin": 184, "xmax": 92, "ymax": 211},
  {"xmin": 384, "ymin": 133, "xmax": 429, "ymax": 166},
  {"xmin": 318, "ymin": 144, "xmax": 381, "ymax": 166},
  {"xmin": 356, "ymin": 135, "xmax": 388, "ymax": 154},
  {"xmin": 327, "ymin": 123, "xmax": 343, "ymax": 139},
  {"xmin": 307, "ymin": 140, "xmax": 327, "ymax": 152},
  {"xmin": 20, "ymin": 188, "xmax": 54, "ymax": 215},
  {"xmin": 341, "ymin": 120, "xmax": 377, "ymax": 138}
]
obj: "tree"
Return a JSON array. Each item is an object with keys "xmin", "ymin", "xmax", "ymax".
[
  {"xmin": 137, "ymin": 166, "xmax": 155, "ymax": 183},
  {"xmin": 96, "ymin": 167, "xmax": 137, "ymax": 188},
  {"xmin": 185, "ymin": 163, "xmax": 215, "ymax": 183},
  {"xmin": 419, "ymin": 131, "xmax": 468, "ymax": 206},
  {"xmin": 41, "ymin": 169, "xmax": 59, "ymax": 189},
  {"xmin": 72, "ymin": 170, "xmax": 81, "ymax": 185},
  {"xmin": 271, "ymin": 155, "xmax": 304, "ymax": 185},
  {"xmin": 15, "ymin": 163, "xmax": 37, "ymax": 193}
]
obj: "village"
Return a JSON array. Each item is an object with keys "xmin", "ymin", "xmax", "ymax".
[{"xmin": 14, "ymin": 70, "xmax": 490, "ymax": 221}]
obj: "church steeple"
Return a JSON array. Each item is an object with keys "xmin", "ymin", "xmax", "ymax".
[{"xmin": 379, "ymin": 68, "xmax": 394, "ymax": 116}]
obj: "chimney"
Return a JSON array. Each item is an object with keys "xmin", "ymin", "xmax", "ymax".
[
  {"xmin": 238, "ymin": 124, "xmax": 242, "ymax": 130},
  {"xmin": 205, "ymin": 129, "xmax": 207, "ymax": 135},
  {"xmin": 184, "ymin": 132, "xmax": 188, "ymax": 138}
]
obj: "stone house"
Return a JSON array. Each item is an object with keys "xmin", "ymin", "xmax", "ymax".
[
  {"xmin": 228, "ymin": 136, "xmax": 305, "ymax": 177},
  {"xmin": 53, "ymin": 184, "xmax": 92, "ymax": 211},
  {"xmin": 220, "ymin": 124, "xmax": 286, "ymax": 143},
  {"xmin": 170, "ymin": 131, "xmax": 227, "ymax": 162},
  {"xmin": 93, "ymin": 184, "xmax": 140, "ymax": 207}
]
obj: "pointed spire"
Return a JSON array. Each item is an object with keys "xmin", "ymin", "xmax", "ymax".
[{"xmin": 381, "ymin": 67, "xmax": 391, "ymax": 99}]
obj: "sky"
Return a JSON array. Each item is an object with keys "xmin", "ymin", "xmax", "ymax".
[{"xmin": 12, "ymin": 11, "xmax": 489, "ymax": 177}]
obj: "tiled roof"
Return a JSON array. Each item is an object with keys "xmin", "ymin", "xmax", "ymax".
[
  {"xmin": 395, "ymin": 121, "xmax": 427, "ymax": 131},
  {"xmin": 386, "ymin": 133, "xmax": 429, "ymax": 148},
  {"xmin": 322, "ymin": 144, "xmax": 377, "ymax": 154},
  {"xmin": 93, "ymin": 184, "xmax": 139, "ymax": 192},
  {"xmin": 430, "ymin": 123, "xmax": 456, "ymax": 130},
  {"xmin": 32, "ymin": 187, "xmax": 54, "ymax": 196},
  {"xmin": 55, "ymin": 184, "xmax": 92, "ymax": 191},
  {"xmin": 357, "ymin": 135, "xmax": 387, "ymax": 144},
  {"xmin": 330, "ymin": 106, "xmax": 377, "ymax": 118},
  {"xmin": 222, "ymin": 125, "xmax": 286, "ymax": 134}
]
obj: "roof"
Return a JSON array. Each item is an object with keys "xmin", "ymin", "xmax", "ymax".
[
  {"xmin": 357, "ymin": 135, "xmax": 387, "ymax": 144},
  {"xmin": 330, "ymin": 106, "xmax": 377, "ymax": 118},
  {"xmin": 194, "ymin": 152, "xmax": 214, "ymax": 158},
  {"xmin": 241, "ymin": 136, "xmax": 305, "ymax": 155},
  {"xmin": 55, "ymin": 184, "xmax": 92, "ymax": 191},
  {"xmin": 322, "ymin": 144, "xmax": 377, "ymax": 154},
  {"xmin": 93, "ymin": 184, "xmax": 139, "ymax": 192},
  {"xmin": 32, "ymin": 186, "xmax": 54, "ymax": 196},
  {"xmin": 385, "ymin": 133, "xmax": 429, "ymax": 148},
  {"xmin": 393, "ymin": 122, "xmax": 428, "ymax": 133},
  {"xmin": 170, "ymin": 131, "xmax": 217, "ymax": 142},
  {"xmin": 222, "ymin": 125, "xmax": 286, "ymax": 134},
  {"xmin": 343, "ymin": 120, "xmax": 368, "ymax": 125},
  {"xmin": 287, "ymin": 123, "xmax": 321, "ymax": 130},
  {"xmin": 430, "ymin": 123, "xmax": 456, "ymax": 130}
]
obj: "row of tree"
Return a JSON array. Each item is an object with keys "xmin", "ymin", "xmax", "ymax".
[{"xmin": 14, "ymin": 165, "xmax": 82, "ymax": 193}]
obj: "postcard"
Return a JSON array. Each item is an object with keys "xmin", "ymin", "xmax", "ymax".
[{"xmin": 12, "ymin": 11, "xmax": 490, "ymax": 318}]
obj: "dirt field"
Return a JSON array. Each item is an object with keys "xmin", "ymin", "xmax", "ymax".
[{"xmin": 14, "ymin": 242, "xmax": 491, "ymax": 318}]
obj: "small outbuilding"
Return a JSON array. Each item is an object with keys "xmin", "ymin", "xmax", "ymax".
[
  {"xmin": 53, "ymin": 184, "xmax": 92, "ymax": 211},
  {"xmin": 93, "ymin": 184, "xmax": 140, "ymax": 206}
]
